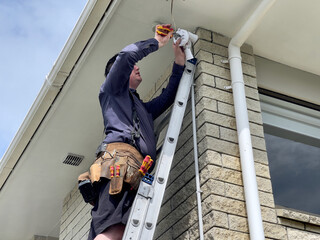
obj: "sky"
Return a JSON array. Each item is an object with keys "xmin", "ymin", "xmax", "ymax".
[{"xmin": 0, "ymin": 0, "xmax": 87, "ymax": 160}]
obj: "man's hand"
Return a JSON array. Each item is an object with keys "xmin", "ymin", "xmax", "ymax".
[
  {"xmin": 173, "ymin": 38, "xmax": 186, "ymax": 66},
  {"xmin": 154, "ymin": 24, "xmax": 173, "ymax": 48}
]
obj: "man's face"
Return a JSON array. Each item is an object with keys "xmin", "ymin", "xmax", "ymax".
[{"xmin": 129, "ymin": 65, "xmax": 142, "ymax": 89}]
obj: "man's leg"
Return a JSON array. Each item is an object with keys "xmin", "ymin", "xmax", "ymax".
[{"xmin": 94, "ymin": 224, "xmax": 126, "ymax": 240}]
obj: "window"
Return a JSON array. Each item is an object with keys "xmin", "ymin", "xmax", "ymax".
[{"xmin": 260, "ymin": 93, "xmax": 320, "ymax": 214}]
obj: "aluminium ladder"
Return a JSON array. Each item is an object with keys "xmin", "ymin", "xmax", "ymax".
[{"xmin": 123, "ymin": 57, "xmax": 197, "ymax": 240}]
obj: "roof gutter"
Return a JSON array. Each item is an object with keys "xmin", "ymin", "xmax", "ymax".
[
  {"xmin": 228, "ymin": 0, "xmax": 276, "ymax": 239},
  {"xmin": 0, "ymin": 0, "xmax": 118, "ymax": 190}
]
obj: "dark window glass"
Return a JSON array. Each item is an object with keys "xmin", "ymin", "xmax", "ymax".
[{"xmin": 265, "ymin": 132, "xmax": 320, "ymax": 214}]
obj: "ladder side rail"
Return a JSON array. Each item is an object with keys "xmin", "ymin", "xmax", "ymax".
[{"xmin": 140, "ymin": 59, "xmax": 197, "ymax": 239}]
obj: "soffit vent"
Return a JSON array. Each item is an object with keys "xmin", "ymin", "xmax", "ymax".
[{"xmin": 63, "ymin": 153, "xmax": 84, "ymax": 166}]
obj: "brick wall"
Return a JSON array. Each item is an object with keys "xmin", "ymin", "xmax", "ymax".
[
  {"xmin": 59, "ymin": 28, "xmax": 320, "ymax": 240},
  {"xmin": 59, "ymin": 184, "xmax": 92, "ymax": 240},
  {"xmin": 152, "ymin": 27, "xmax": 275, "ymax": 239}
]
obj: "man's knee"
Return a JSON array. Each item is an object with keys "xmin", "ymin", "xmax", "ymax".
[{"xmin": 95, "ymin": 224, "xmax": 125, "ymax": 240}]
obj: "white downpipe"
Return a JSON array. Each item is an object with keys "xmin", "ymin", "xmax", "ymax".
[
  {"xmin": 228, "ymin": 0, "xmax": 276, "ymax": 239},
  {"xmin": 191, "ymin": 81, "xmax": 204, "ymax": 240}
]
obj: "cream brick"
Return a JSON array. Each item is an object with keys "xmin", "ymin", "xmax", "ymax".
[
  {"xmin": 198, "ymin": 136, "xmax": 239, "ymax": 157},
  {"xmin": 171, "ymin": 179, "xmax": 197, "ymax": 209},
  {"xmin": 221, "ymin": 154, "xmax": 241, "ymax": 171},
  {"xmin": 214, "ymin": 55, "xmax": 230, "ymax": 69},
  {"xmin": 245, "ymin": 85, "xmax": 259, "ymax": 100},
  {"xmin": 205, "ymin": 210, "xmax": 229, "ymax": 229},
  {"xmin": 246, "ymin": 97, "xmax": 261, "ymax": 112},
  {"xmin": 155, "ymin": 228, "xmax": 173, "ymax": 240},
  {"xmin": 249, "ymin": 122, "xmax": 265, "ymax": 138},
  {"xmin": 156, "ymin": 194, "xmax": 197, "ymax": 238},
  {"xmin": 72, "ymin": 210, "xmax": 91, "ymax": 238},
  {"xmin": 248, "ymin": 109, "xmax": 263, "ymax": 124},
  {"xmin": 219, "ymin": 127, "xmax": 266, "ymax": 151},
  {"xmin": 199, "ymin": 150, "xmax": 222, "ymax": 169},
  {"xmin": 164, "ymin": 160, "xmax": 195, "ymax": 203},
  {"xmin": 172, "ymin": 208, "xmax": 199, "ymax": 238},
  {"xmin": 197, "ymin": 122, "xmax": 220, "ymax": 144},
  {"xmin": 225, "ymin": 183, "xmax": 244, "ymax": 201},
  {"xmin": 200, "ymin": 165, "xmax": 243, "ymax": 186},
  {"xmin": 259, "ymin": 191, "xmax": 275, "ymax": 208},
  {"xmin": 244, "ymin": 75, "xmax": 258, "ymax": 88},
  {"xmin": 220, "ymin": 127, "xmax": 237, "ymax": 143},
  {"xmin": 196, "ymin": 62, "xmax": 231, "ymax": 80},
  {"xmin": 288, "ymin": 228, "xmax": 320, "ymax": 240},
  {"xmin": 217, "ymin": 101, "xmax": 234, "ymax": 116},
  {"xmin": 229, "ymin": 215, "xmax": 249, "ymax": 232},
  {"xmin": 185, "ymin": 210, "xmax": 230, "ymax": 240},
  {"xmin": 175, "ymin": 230, "xmax": 188, "ymax": 240},
  {"xmin": 242, "ymin": 52, "xmax": 256, "ymax": 66},
  {"xmin": 196, "ymin": 85, "xmax": 233, "ymax": 105},
  {"xmin": 241, "ymin": 44, "xmax": 254, "ymax": 55},
  {"xmin": 173, "ymin": 137, "xmax": 194, "ymax": 165},
  {"xmin": 261, "ymin": 206, "xmax": 277, "ymax": 223},
  {"xmin": 176, "ymin": 123, "xmax": 193, "ymax": 150},
  {"xmin": 264, "ymin": 222, "xmax": 287, "ymax": 239},
  {"xmin": 196, "ymin": 97, "xmax": 218, "ymax": 116},
  {"xmin": 255, "ymin": 162, "xmax": 271, "ymax": 179},
  {"xmin": 215, "ymin": 77, "xmax": 232, "ymax": 92},
  {"xmin": 196, "ymin": 27, "xmax": 212, "ymax": 41},
  {"xmin": 242, "ymin": 63, "xmax": 257, "ymax": 77},
  {"xmin": 195, "ymin": 72, "xmax": 215, "ymax": 88},
  {"xmin": 197, "ymin": 110, "xmax": 236, "ymax": 130},
  {"xmin": 194, "ymin": 39, "xmax": 228, "ymax": 57},
  {"xmin": 158, "ymin": 201, "xmax": 171, "ymax": 223},
  {"xmin": 203, "ymin": 194, "xmax": 246, "ymax": 217},
  {"xmin": 195, "ymin": 49, "xmax": 214, "ymax": 63},
  {"xmin": 205, "ymin": 227, "xmax": 250, "ymax": 240},
  {"xmin": 253, "ymin": 148, "xmax": 269, "ymax": 164},
  {"xmin": 201, "ymin": 179, "xmax": 225, "ymax": 199},
  {"xmin": 257, "ymin": 176, "xmax": 273, "ymax": 193},
  {"xmin": 80, "ymin": 221, "xmax": 91, "ymax": 238},
  {"xmin": 211, "ymin": 31, "xmax": 229, "ymax": 45}
]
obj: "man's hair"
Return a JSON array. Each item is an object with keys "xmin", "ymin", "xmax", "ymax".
[{"xmin": 104, "ymin": 53, "xmax": 119, "ymax": 77}]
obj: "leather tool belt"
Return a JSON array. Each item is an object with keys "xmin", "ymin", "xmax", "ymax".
[{"xmin": 78, "ymin": 142, "xmax": 145, "ymax": 196}]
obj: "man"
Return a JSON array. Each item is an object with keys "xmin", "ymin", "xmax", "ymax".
[{"xmin": 86, "ymin": 24, "xmax": 185, "ymax": 240}]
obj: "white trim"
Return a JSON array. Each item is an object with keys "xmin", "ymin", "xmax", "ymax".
[{"xmin": 260, "ymin": 94, "xmax": 320, "ymax": 140}]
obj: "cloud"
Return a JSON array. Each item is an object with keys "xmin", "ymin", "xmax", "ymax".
[{"xmin": 0, "ymin": 0, "xmax": 86, "ymax": 159}]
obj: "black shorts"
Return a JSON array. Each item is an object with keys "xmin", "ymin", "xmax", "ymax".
[{"xmin": 87, "ymin": 178, "xmax": 137, "ymax": 240}]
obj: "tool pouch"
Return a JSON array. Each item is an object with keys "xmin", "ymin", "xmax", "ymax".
[
  {"xmin": 78, "ymin": 172, "xmax": 98, "ymax": 205},
  {"xmin": 78, "ymin": 143, "xmax": 147, "ymax": 197},
  {"xmin": 109, "ymin": 156, "xmax": 127, "ymax": 195},
  {"xmin": 124, "ymin": 156, "xmax": 144, "ymax": 190}
]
